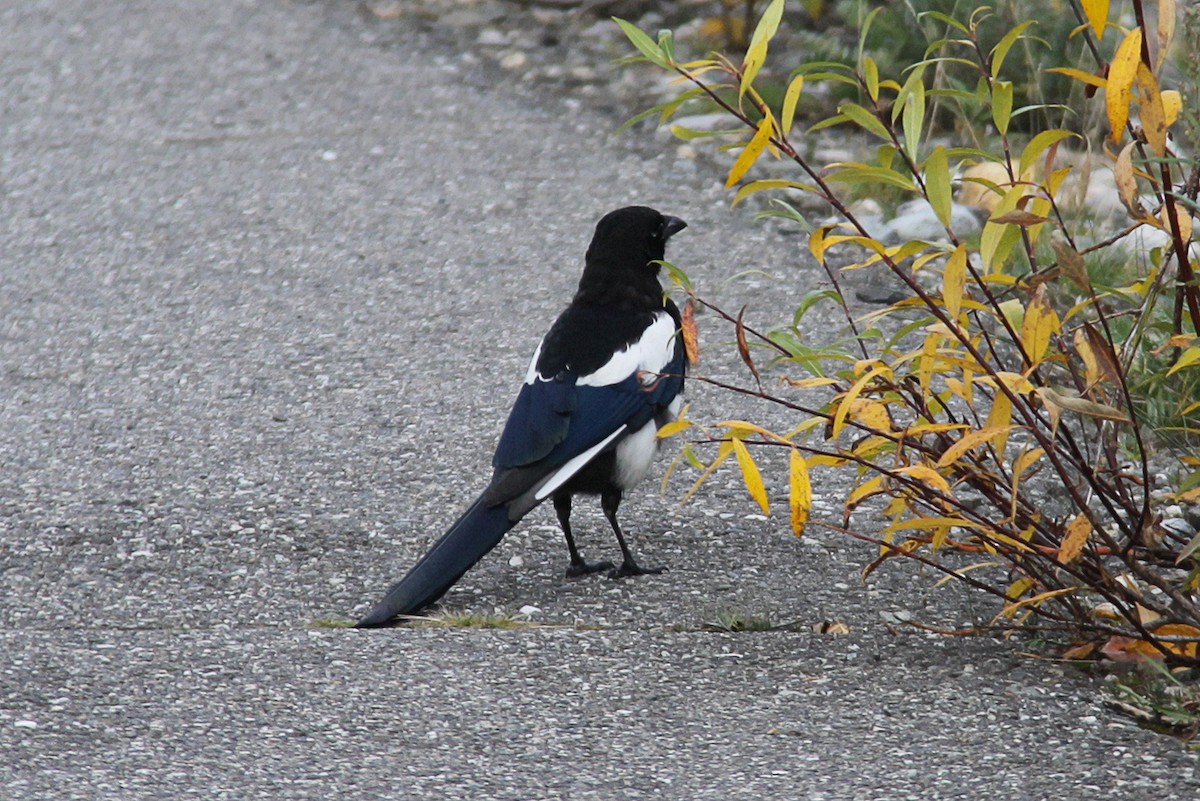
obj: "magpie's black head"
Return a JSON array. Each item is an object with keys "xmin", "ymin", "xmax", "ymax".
[{"xmin": 585, "ymin": 205, "xmax": 687, "ymax": 269}]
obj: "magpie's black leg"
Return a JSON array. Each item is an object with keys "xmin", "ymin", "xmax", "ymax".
[
  {"xmin": 601, "ymin": 488, "xmax": 665, "ymax": 578},
  {"xmin": 554, "ymin": 493, "xmax": 614, "ymax": 577}
]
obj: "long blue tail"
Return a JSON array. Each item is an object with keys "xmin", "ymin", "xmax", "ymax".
[{"xmin": 355, "ymin": 496, "xmax": 515, "ymax": 627}]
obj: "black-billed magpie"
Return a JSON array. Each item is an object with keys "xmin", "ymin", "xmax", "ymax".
[{"xmin": 356, "ymin": 206, "xmax": 688, "ymax": 627}]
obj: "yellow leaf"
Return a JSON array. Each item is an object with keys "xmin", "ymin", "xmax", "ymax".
[
  {"xmin": 1162, "ymin": 89, "xmax": 1182, "ymax": 128},
  {"xmin": 1153, "ymin": 624, "xmax": 1200, "ymax": 659},
  {"xmin": 1058, "ymin": 512, "xmax": 1093, "ymax": 564},
  {"xmin": 849, "ymin": 398, "xmax": 894, "ymax": 434},
  {"xmin": 731, "ymin": 179, "xmax": 818, "ymax": 208},
  {"xmin": 683, "ymin": 439, "xmax": 734, "ymax": 505},
  {"xmin": 808, "ymin": 226, "xmax": 832, "ymax": 263},
  {"xmin": 919, "ymin": 330, "xmax": 940, "ymax": 393},
  {"xmin": 847, "ymin": 474, "xmax": 887, "ymax": 509},
  {"xmin": 789, "ymin": 449, "xmax": 811, "ymax": 538},
  {"xmin": 807, "ymin": 453, "xmax": 849, "ymax": 468},
  {"xmin": 1082, "ymin": 0, "xmax": 1110, "ymax": 38},
  {"xmin": 782, "ymin": 376, "xmax": 841, "ymax": 389},
  {"xmin": 985, "ymin": 392, "xmax": 1013, "ymax": 458},
  {"xmin": 1021, "ymin": 284, "xmax": 1060, "ymax": 368},
  {"xmin": 935, "ymin": 426, "xmax": 1015, "ymax": 469},
  {"xmin": 1046, "ymin": 66, "xmax": 1107, "ymax": 89},
  {"xmin": 943, "ymin": 244, "xmax": 967, "ymax": 319},
  {"xmin": 831, "ymin": 364, "xmax": 890, "ymax": 439},
  {"xmin": 1107, "ymin": 28, "xmax": 1143, "ymax": 143},
  {"xmin": 990, "ymin": 371, "xmax": 1037, "ymax": 395},
  {"xmin": 781, "ymin": 74, "xmax": 805, "ymax": 134},
  {"xmin": 656, "ymin": 419, "xmax": 693, "ymax": 439},
  {"xmin": 901, "ymin": 422, "xmax": 969, "ymax": 437},
  {"xmin": 1161, "ymin": 199, "xmax": 1193, "ymax": 244},
  {"xmin": 1114, "ymin": 140, "xmax": 1147, "ymax": 220},
  {"xmin": 1013, "ymin": 446, "xmax": 1045, "ymax": 479},
  {"xmin": 994, "ymin": 587, "xmax": 1079, "ymax": 622},
  {"xmin": 1168, "ymin": 345, "xmax": 1200, "ymax": 376},
  {"xmin": 1137, "ymin": 64, "xmax": 1168, "ymax": 156},
  {"xmin": 1075, "ymin": 328, "xmax": 1103, "ymax": 389},
  {"xmin": 732, "ymin": 438, "xmax": 770, "ymax": 514},
  {"xmin": 894, "ymin": 464, "xmax": 953, "ymax": 498},
  {"xmin": 740, "ymin": 0, "xmax": 786, "ymax": 96},
  {"xmin": 716, "ymin": 419, "xmax": 790, "ymax": 444},
  {"xmin": 726, "ymin": 114, "xmax": 776, "ymax": 188}
]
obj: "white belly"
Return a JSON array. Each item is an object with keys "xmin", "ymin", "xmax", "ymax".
[{"xmin": 613, "ymin": 419, "xmax": 661, "ymax": 490}]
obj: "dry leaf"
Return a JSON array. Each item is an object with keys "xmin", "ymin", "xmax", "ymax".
[
  {"xmin": 735, "ymin": 305, "xmax": 760, "ymax": 386},
  {"xmin": 992, "ymin": 209, "xmax": 1050, "ymax": 227},
  {"xmin": 1058, "ymin": 512, "xmax": 1093, "ymax": 564},
  {"xmin": 681, "ymin": 298, "xmax": 700, "ymax": 367}
]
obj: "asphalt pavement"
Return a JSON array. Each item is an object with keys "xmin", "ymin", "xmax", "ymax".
[{"xmin": 1, "ymin": 1, "xmax": 1198, "ymax": 798}]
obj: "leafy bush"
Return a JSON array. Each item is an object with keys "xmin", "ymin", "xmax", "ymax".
[{"xmin": 619, "ymin": 0, "xmax": 1200, "ymax": 666}]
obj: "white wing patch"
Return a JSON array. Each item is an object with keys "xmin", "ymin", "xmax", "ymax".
[
  {"xmin": 577, "ymin": 311, "xmax": 678, "ymax": 388},
  {"xmin": 524, "ymin": 340, "xmax": 545, "ymax": 384},
  {"xmin": 534, "ymin": 425, "xmax": 627, "ymax": 501},
  {"xmin": 524, "ymin": 308, "xmax": 681, "ymax": 500}
]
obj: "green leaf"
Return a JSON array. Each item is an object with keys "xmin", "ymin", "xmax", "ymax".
[
  {"xmin": 612, "ymin": 17, "xmax": 669, "ymax": 68},
  {"xmin": 863, "ymin": 56, "xmax": 879, "ymax": 102},
  {"xmin": 794, "ymin": 289, "xmax": 844, "ymax": 325},
  {"xmin": 990, "ymin": 21, "xmax": 1036, "ymax": 78},
  {"xmin": 781, "ymin": 74, "xmax": 805, "ymax": 134},
  {"xmin": 917, "ymin": 10, "xmax": 970, "ymax": 33},
  {"xmin": 839, "ymin": 102, "xmax": 891, "ymax": 141},
  {"xmin": 657, "ymin": 29, "xmax": 675, "ymax": 63},
  {"xmin": 991, "ymin": 80, "xmax": 1014, "ymax": 136},
  {"xmin": 924, "ymin": 146, "xmax": 952, "ymax": 229},
  {"xmin": 670, "ymin": 125, "xmax": 748, "ymax": 141},
  {"xmin": 826, "ymin": 165, "xmax": 918, "ymax": 193},
  {"xmin": 1018, "ymin": 130, "xmax": 1078, "ymax": 177},
  {"xmin": 898, "ymin": 69, "xmax": 926, "ymax": 164},
  {"xmin": 657, "ymin": 259, "xmax": 693, "ymax": 291},
  {"xmin": 741, "ymin": 0, "xmax": 786, "ymax": 97}
]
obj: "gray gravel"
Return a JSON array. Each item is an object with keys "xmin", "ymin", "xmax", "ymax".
[{"xmin": 1, "ymin": 1, "xmax": 1198, "ymax": 798}]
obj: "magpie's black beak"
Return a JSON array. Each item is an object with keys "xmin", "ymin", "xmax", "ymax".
[{"xmin": 663, "ymin": 216, "xmax": 687, "ymax": 240}]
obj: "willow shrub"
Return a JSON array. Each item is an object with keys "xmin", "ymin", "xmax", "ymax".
[{"xmin": 620, "ymin": 0, "xmax": 1200, "ymax": 666}]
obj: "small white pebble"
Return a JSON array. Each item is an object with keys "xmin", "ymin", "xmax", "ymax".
[
  {"xmin": 500, "ymin": 51, "xmax": 527, "ymax": 70},
  {"xmin": 321, "ymin": 150, "xmax": 337, "ymax": 161},
  {"xmin": 508, "ymin": 555, "xmax": 524, "ymax": 568},
  {"xmin": 14, "ymin": 720, "xmax": 37, "ymax": 729}
]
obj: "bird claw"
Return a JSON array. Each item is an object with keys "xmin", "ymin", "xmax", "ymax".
[
  {"xmin": 609, "ymin": 562, "xmax": 666, "ymax": 579},
  {"xmin": 566, "ymin": 559, "xmax": 615, "ymax": 578}
]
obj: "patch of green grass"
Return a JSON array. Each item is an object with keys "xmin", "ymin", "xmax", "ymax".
[
  {"xmin": 421, "ymin": 612, "xmax": 539, "ymax": 629},
  {"xmin": 1106, "ymin": 662, "xmax": 1200, "ymax": 743},
  {"xmin": 703, "ymin": 608, "xmax": 779, "ymax": 633}
]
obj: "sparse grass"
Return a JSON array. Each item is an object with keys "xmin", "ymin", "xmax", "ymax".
[
  {"xmin": 701, "ymin": 608, "xmax": 813, "ymax": 632},
  {"xmin": 1107, "ymin": 662, "xmax": 1200, "ymax": 743}
]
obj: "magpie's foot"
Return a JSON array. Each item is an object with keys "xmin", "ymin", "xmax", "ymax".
[
  {"xmin": 609, "ymin": 561, "xmax": 667, "ymax": 579},
  {"xmin": 566, "ymin": 559, "xmax": 615, "ymax": 578}
]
